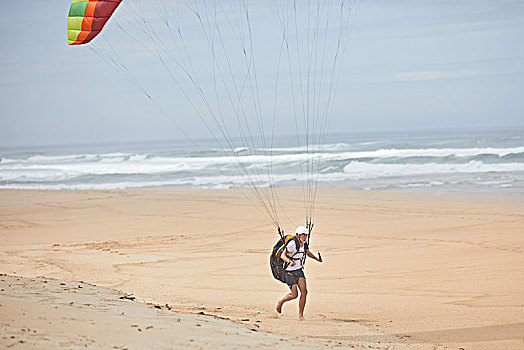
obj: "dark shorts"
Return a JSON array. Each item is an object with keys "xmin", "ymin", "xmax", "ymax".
[{"xmin": 285, "ymin": 269, "xmax": 305, "ymax": 286}]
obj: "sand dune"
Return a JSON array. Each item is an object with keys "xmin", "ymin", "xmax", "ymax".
[
  {"xmin": 0, "ymin": 274, "xmax": 330, "ymax": 349},
  {"xmin": 1, "ymin": 188, "xmax": 523, "ymax": 349}
]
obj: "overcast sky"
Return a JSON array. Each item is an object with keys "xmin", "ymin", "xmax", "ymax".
[{"xmin": 1, "ymin": 0, "xmax": 523, "ymax": 148}]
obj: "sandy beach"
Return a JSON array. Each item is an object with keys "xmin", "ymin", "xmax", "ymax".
[{"xmin": 1, "ymin": 188, "xmax": 523, "ymax": 349}]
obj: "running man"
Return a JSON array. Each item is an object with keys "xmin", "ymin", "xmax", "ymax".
[{"xmin": 276, "ymin": 226, "xmax": 322, "ymax": 320}]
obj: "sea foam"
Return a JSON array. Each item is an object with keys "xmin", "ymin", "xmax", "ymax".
[{"xmin": 1, "ymin": 133, "xmax": 523, "ymax": 195}]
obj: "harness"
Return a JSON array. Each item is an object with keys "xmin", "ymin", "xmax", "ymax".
[
  {"xmin": 286, "ymin": 236, "xmax": 307, "ymax": 267},
  {"xmin": 269, "ymin": 227, "xmax": 310, "ymax": 284}
]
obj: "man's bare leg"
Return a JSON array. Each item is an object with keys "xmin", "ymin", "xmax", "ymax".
[
  {"xmin": 276, "ymin": 284, "xmax": 298, "ymax": 313},
  {"xmin": 297, "ymin": 277, "xmax": 308, "ymax": 320}
]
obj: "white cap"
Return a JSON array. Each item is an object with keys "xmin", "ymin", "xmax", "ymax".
[{"xmin": 295, "ymin": 226, "xmax": 309, "ymax": 235}]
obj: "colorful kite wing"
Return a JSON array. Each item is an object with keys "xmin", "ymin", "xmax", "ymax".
[{"xmin": 67, "ymin": 0, "xmax": 122, "ymax": 45}]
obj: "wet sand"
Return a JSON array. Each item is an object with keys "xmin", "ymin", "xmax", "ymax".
[{"xmin": 1, "ymin": 188, "xmax": 523, "ymax": 349}]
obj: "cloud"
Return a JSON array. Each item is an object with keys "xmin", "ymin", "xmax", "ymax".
[
  {"xmin": 367, "ymin": 57, "xmax": 524, "ymax": 83},
  {"xmin": 355, "ymin": 18, "xmax": 511, "ymax": 41},
  {"xmin": 352, "ymin": 0, "xmax": 524, "ymax": 41},
  {"xmin": 375, "ymin": 69, "xmax": 481, "ymax": 82}
]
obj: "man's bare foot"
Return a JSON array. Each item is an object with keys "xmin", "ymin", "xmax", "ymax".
[
  {"xmin": 276, "ymin": 302, "xmax": 282, "ymax": 314},
  {"xmin": 298, "ymin": 315, "xmax": 305, "ymax": 321}
]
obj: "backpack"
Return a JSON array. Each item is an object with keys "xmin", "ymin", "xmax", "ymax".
[{"xmin": 269, "ymin": 234, "xmax": 309, "ymax": 284}]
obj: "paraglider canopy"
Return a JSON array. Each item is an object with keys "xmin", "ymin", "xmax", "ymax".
[{"xmin": 67, "ymin": 0, "xmax": 122, "ymax": 45}]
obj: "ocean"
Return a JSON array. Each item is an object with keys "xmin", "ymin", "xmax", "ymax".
[{"xmin": 1, "ymin": 127, "xmax": 523, "ymax": 196}]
